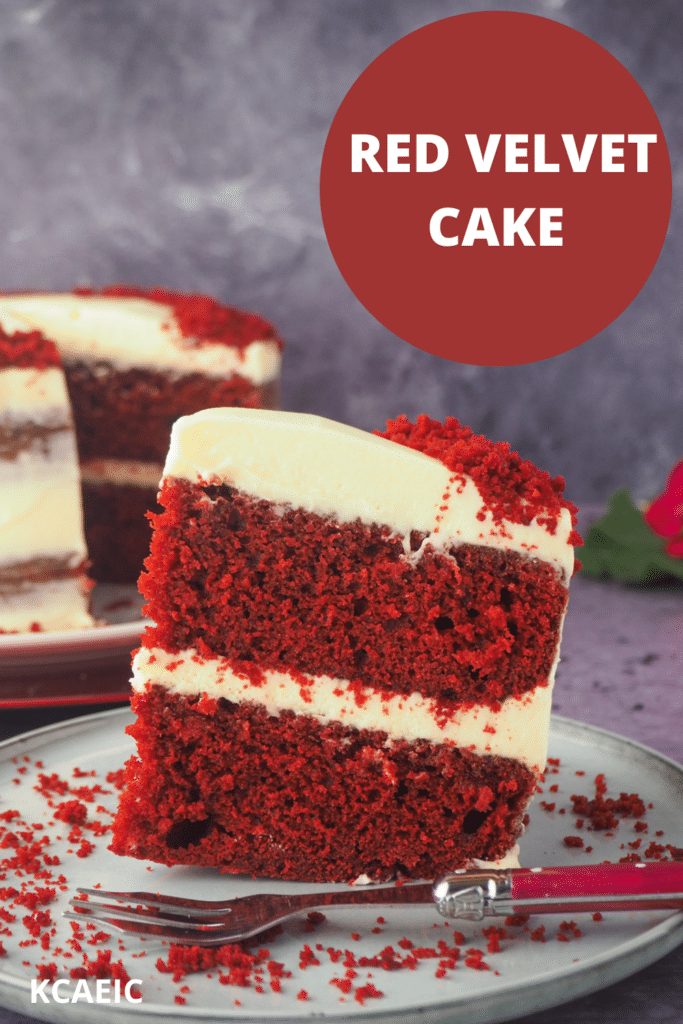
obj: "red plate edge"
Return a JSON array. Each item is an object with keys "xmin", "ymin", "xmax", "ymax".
[{"xmin": 1, "ymin": 691, "xmax": 131, "ymax": 709}]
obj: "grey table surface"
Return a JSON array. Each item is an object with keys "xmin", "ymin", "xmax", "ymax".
[{"xmin": 1, "ymin": 570, "xmax": 683, "ymax": 1024}]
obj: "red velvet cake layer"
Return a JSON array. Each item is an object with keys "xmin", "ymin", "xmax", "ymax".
[
  {"xmin": 110, "ymin": 685, "xmax": 535, "ymax": 882},
  {"xmin": 81, "ymin": 482, "xmax": 161, "ymax": 584},
  {"xmin": 65, "ymin": 364, "xmax": 278, "ymax": 463},
  {"xmin": 140, "ymin": 479, "xmax": 568, "ymax": 708}
]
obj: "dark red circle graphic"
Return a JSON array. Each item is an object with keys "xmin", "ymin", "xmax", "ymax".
[{"xmin": 320, "ymin": 12, "xmax": 671, "ymax": 365}]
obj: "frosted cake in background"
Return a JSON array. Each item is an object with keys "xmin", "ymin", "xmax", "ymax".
[
  {"xmin": 0, "ymin": 287, "xmax": 282, "ymax": 584},
  {"xmin": 0, "ymin": 328, "xmax": 94, "ymax": 633},
  {"xmin": 111, "ymin": 409, "xmax": 580, "ymax": 882}
]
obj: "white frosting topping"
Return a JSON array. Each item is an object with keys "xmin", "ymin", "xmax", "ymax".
[
  {"xmin": 0, "ymin": 367, "xmax": 70, "ymax": 418},
  {"xmin": 1, "ymin": 368, "xmax": 87, "ymax": 566},
  {"xmin": 0, "ymin": 464, "xmax": 88, "ymax": 566},
  {"xmin": 133, "ymin": 645, "xmax": 558, "ymax": 772},
  {"xmin": 164, "ymin": 408, "xmax": 576, "ymax": 578},
  {"xmin": 0, "ymin": 294, "xmax": 281, "ymax": 386},
  {"xmin": 0, "ymin": 365, "xmax": 94, "ymax": 631}
]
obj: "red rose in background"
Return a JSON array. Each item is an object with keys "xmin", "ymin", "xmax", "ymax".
[{"xmin": 644, "ymin": 461, "xmax": 683, "ymax": 557}]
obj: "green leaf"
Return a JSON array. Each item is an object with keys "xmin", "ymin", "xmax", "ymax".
[{"xmin": 579, "ymin": 488, "xmax": 683, "ymax": 584}]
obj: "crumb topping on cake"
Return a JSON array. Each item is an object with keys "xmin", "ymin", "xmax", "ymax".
[
  {"xmin": 378, "ymin": 415, "xmax": 581, "ymax": 545},
  {"xmin": 0, "ymin": 329, "xmax": 61, "ymax": 370},
  {"xmin": 73, "ymin": 286, "xmax": 282, "ymax": 353}
]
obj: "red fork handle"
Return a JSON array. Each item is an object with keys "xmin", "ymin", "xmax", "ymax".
[
  {"xmin": 508, "ymin": 861, "xmax": 683, "ymax": 914},
  {"xmin": 511, "ymin": 861, "xmax": 683, "ymax": 898}
]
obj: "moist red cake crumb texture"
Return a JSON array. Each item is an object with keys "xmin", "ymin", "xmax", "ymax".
[
  {"xmin": 0, "ymin": 328, "xmax": 61, "ymax": 369},
  {"xmin": 111, "ymin": 687, "xmax": 534, "ymax": 881},
  {"xmin": 140, "ymin": 481, "xmax": 567, "ymax": 707},
  {"xmin": 110, "ymin": 412, "xmax": 578, "ymax": 881}
]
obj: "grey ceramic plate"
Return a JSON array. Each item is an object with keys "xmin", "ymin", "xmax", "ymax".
[{"xmin": 1, "ymin": 709, "xmax": 682, "ymax": 1024}]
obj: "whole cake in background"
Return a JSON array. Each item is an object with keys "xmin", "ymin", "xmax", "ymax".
[
  {"xmin": 110, "ymin": 408, "xmax": 581, "ymax": 883},
  {"xmin": 0, "ymin": 287, "xmax": 282, "ymax": 585},
  {"xmin": 0, "ymin": 328, "xmax": 94, "ymax": 633}
]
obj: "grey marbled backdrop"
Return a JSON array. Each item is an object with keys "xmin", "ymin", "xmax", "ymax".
[{"xmin": 0, "ymin": 0, "xmax": 680, "ymax": 504}]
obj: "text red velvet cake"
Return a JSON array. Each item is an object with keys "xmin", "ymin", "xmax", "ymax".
[
  {"xmin": 110, "ymin": 409, "xmax": 580, "ymax": 882},
  {"xmin": 0, "ymin": 288, "xmax": 282, "ymax": 583}
]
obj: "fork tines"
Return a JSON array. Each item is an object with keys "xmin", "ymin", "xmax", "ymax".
[{"xmin": 66, "ymin": 887, "xmax": 240, "ymax": 946}]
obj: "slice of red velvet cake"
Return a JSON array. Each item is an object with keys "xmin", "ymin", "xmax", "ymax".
[{"xmin": 110, "ymin": 409, "xmax": 580, "ymax": 883}]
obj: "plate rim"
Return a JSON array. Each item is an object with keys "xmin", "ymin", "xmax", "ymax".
[
  {"xmin": 0, "ymin": 618, "xmax": 148, "ymax": 656},
  {"xmin": 1, "ymin": 709, "xmax": 682, "ymax": 1024}
]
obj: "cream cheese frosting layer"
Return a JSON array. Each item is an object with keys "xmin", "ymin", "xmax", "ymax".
[
  {"xmin": 164, "ymin": 408, "xmax": 575, "ymax": 579},
  {"xmin": 1, "ymin": 366, "xmax": 88, "ymax": 566},
  {"xmin": 0, "ymin": 367, "xmax": 71, "ymax": 418},
  {"xmin": 0, "ymin": 455, "xmax": 88, "ymax": 566},
  {"xmin": 133, "ymin": 646, "xmax": 556, "ymax": 772},
  {"xmin": 80, "ymin": 458, "xmax": 164, "ymax": 488},
  {"xmin": 0, "ymin": 295, "xmax": 280, "ymax": 386}
]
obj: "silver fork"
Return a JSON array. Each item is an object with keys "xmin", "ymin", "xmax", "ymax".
[{"xmin": 65, "ymin": 862, "xmax": 683, "ymax": 946}]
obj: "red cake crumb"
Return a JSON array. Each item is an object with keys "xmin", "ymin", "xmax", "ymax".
[
  {"xmin": 35, "ymin": 773, "xmax": 70, "ymax": 797},
  {"xmin": 505, "ymin": 914, "xmax": 530, "ymax": 927},
  {"xmin": 53, "ymin": 801, "xmax": 88, "ymax": 826},
  {"xmin": 299, "ymin": 944, "xmax": 320, "ymax": 968},
  {"xmin": 570, "ymin": 775, "xmax": 646, "ymax": 831},
  {"xmin": 355, "ymin": 982, "xmax": 384, "ymax": 1004},
  {"xmin": 483, "ymin": 926, "xmax": 507, "ymax": 953},
  {"xmin": 105, "ymin": 770, "xmax": 127, "ymax": 790},
  {"xmin": 464, "ymin": 948, "xmax": 491, "ymax": 971},
  {"xmin": 74, "ymin": 285, "xmax": 282, "ymax": 352},
  {"xmin": 69, "ymin": 368, "xmax": 274, "ymax": 469},
  {"xmin": 558, "ymin": 921, "xmax": 582, "ymax": 940},
  {"xmin": 70, "ymin": 949, "xmax": 131, "ymax": 983},
  {"xmin": 36, "ymin": 962, "xmax": 58, "ymax": 982},
  {"xmin": 0, "ymin": 328, "xmax": 61, "ymax": 370},
  {"xmin": 155, "ymin": 943, "xmax": 269, "ymax": 986},
  {"xmin": 377, "ymin": 415, "xmax": 580, "ymax": 544}
]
